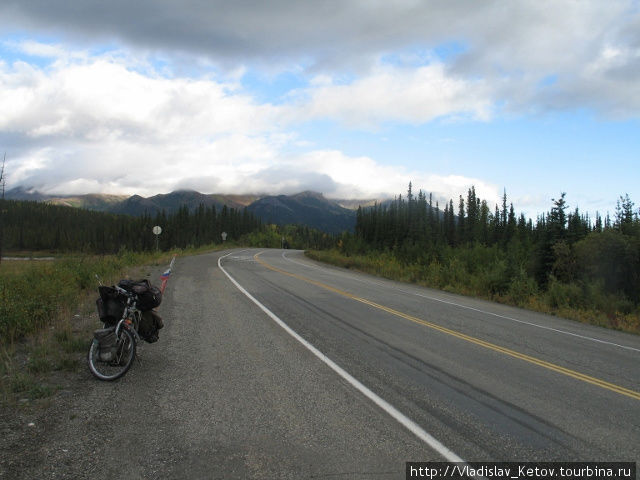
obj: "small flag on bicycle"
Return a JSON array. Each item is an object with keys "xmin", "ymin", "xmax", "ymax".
[{"xmin": 160, "ymin": 255, "xmax": 176, "ymax": 294}]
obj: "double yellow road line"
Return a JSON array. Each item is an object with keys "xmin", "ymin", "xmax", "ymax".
[{"xmin": 254, "ymin": 252, "xmax": 640, "ymax": 401}]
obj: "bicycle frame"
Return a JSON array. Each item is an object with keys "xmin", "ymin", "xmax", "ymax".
[{"xmin": 113, "ymin": 285, "xmax": 143, "ymax": 344}]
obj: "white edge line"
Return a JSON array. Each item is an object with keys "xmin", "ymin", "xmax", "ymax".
[
  {"xmin": 219, "ymin": 251, "xmax": 465, "ymax": 463},
  {"xmin": 283, "ymin": 251, "xmax": 640, "ymax": 353}
]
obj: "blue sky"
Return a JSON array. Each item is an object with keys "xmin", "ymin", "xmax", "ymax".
[{"xmin": 1, "ymin": 1, "xmax": 639, "ymax": 219}]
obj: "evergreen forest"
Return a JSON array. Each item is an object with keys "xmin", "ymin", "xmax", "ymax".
[
  {"xmin": 0, "ymin": 199, "xmax": 336, "ymax": 254},
  {"xmin": 2, "ymin": 186, "xmax": 639, "ymax": 332},
  {"xmin": 328, "ymin": 184, "xmax": 640, "ymax": 332},
  {"xmin": 0, "ymin": 200, "xmax": 260, "ymax": 253}
]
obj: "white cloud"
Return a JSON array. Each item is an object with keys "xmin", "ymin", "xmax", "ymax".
[
  {"xmin": 251, "ymin": 150, "xmax": 501, "ymax": 206},
  {"xmin": 1, "ymin": 45, "xmax": 502, "ymax": 203},
  {"xmin": 0, "ymin": 52, "xmax": 283, "ymax": 194},
  {"xmin": 0, "ymin": 51, "xmax": 279, "ymax": 142},
  {"xmin": 290, "ymin": 63, "xmax": 492, "ymax": 128},
  {"xmin": 11, "ymin": 40, "xmax": 73, "ymax": 59},
  {"xmin": 2, "ymin": 0, "xmax": 638, "ymax": 118}
]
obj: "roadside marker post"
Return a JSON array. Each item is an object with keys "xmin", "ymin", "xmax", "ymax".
[{"xmin": 152, "ymin": 225, "xmax": 162, "ymax": 251}]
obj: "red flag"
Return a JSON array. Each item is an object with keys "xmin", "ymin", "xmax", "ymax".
[{"xmin": 160, "ymin": 256, "xmax": 176, "ymax": 294}]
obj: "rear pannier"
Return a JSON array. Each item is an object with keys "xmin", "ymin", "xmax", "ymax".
[
  {"xmin": 118, "ymin": 279, "xmax": 162, "ymax": 311},
  {"xmin": 139, "ymin": 310, "xmax": 164, "ymax": 343}
]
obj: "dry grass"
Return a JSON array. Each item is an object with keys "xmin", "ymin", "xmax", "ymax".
[{"xmin": 0, "ymin": 250, "xmax": 177, "ymax": 407}]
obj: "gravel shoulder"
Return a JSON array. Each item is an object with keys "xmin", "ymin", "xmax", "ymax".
[{"xmin": 1, "ymin": 250, "xmax": 429, "ymax": 480}]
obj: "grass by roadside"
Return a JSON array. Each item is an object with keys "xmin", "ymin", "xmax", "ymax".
[
  {"xmin": 305, "ymin": 249, "xmax": 640, "ymax": 335},
  {"xmin": 0, "ymin": 243, "xmax": 230, "ymax": 408}
]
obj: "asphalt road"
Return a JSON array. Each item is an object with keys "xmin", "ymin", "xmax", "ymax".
[
  {"xmin": 2, "ymin": 248, "xmax": 639, "ymax": 479},
  {"xmin": 218, "ymin": 249, "xmax": 640, "ymax": 464}
]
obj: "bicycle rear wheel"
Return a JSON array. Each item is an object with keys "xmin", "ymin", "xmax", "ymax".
[{"xmin": 87, "ymin": 327, "xmax": 136, "ymax": 381}]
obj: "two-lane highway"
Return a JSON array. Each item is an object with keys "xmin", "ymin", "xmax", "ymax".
[{"xmin": 219, "ymin": 248, "xmax": 640, "ymax": 462}]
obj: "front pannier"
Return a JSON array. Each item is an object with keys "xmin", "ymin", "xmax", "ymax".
[
  {"xmin": 94, "ymin": 327, "xmax": 117, "ymax": 362},
  {"xmin": 96, "ymin": 286, "xmax": 126, "ymax": 325},
  {"xmin": 118, "ymin": 279, "xmax": 162, "ymax": 311}
]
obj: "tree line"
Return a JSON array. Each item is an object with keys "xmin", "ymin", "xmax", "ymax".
[
  {"xmin": 342, "ymin": 183, "xmax": 640, "ymax": 321},
  {"xmin": 0, "ymin": 199, "xmax": 337, "ymax": 254},
  {"xmin": 0, "ymin": 200, "xmax": 261, "ymax": 253}
]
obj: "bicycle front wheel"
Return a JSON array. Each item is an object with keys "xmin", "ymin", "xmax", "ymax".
[{"xmin": 87, "ymin": 327, "xmax": 136, "ymax": 381}]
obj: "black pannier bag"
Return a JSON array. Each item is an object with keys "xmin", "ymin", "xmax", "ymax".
[
  {"xmin": 139, "ymin": 310, "xmax": 164, "ymax": 343},
  {"xmin": 118, "ymin": 279, "xmax": 162, "ymax": 311},
  {"xmin": 96, "ymin": 286, "xmax": 126, "ymax": 325}
]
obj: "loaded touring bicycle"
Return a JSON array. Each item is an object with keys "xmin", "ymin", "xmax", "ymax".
[{"xmin": 88, "ymin": 278, "xmax": 163, "ymax": 381}]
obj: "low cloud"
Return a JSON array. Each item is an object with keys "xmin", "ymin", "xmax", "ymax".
[{"xmin": 269, "ymin": 150, "xmax": 500, "ymax": 206}]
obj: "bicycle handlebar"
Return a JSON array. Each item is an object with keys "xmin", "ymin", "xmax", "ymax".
[{"xmin": 114, "ymin": 285, "xmax": 137, "ymax": 304}]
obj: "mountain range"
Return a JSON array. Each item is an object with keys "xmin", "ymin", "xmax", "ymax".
[{"xmin": 6, "ymin": 187, "xmax": 379, "ymax": 234}]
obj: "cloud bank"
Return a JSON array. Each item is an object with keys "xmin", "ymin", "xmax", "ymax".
[
  {"xmin": 2, "ymin": 0, "xmax": 638, "ymax": 117},
  {"xmin": 0, "ymin": 0, "xmax": 638, "ymax": 213},
  {"xmin": 0, "ymin": 42, "xmax": 496, "ymax": 201}
]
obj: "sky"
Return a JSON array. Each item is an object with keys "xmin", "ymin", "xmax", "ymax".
[{"xmin": 0, "ymin": 0, "xmax": 639, "ymax": 219}]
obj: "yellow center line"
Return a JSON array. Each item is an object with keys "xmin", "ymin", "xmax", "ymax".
[{"xmin": 253, "ymin": 252, "xmax": 640, "ymax": 401}]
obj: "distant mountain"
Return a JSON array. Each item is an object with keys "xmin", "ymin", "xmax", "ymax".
[
  {"xmin": 247, "ymin": 191, "xmax": 356, "ymax": 234},
  {"xmin": 5, "ymin": 187, "xmax": 364, "ymax": 233},
  {"xmin": 6, "ymin": 187, "xmax": 256, "ymax": 217},
  {"xmin": 108, "ymin": 190, "xmax": 252, "ymax": 216}
]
